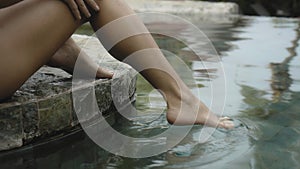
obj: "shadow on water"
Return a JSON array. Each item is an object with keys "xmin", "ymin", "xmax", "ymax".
[{"xmin": 1, "ymin": 16, "xmax": 300, "ymax": 169}]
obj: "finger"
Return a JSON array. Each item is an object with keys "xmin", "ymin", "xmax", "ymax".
[
  {"xmin": 76, "ymin": 0, "xmax": 91, "ymax": 18},
  {"xmin": 66, "ymin": 0, "xmax": 81, "ymax": 20},
  {"xmin": 85, "ymin": 0, "xmax": 100, "ymax": 11}
]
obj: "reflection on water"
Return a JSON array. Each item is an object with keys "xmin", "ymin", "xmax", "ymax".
[{"xmin": 1, "ymin": 16, "xmax": 300, "ymax": 169}]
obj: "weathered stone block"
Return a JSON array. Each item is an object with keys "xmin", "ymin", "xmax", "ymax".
[
  {"xmin": 38, "ymin": 93, "xmax": 72, "ymax": 134},
  {"xmin": 22, "ymin": 101, "xmax": 39, "ymax": 140},
  {"xmin": 0, "ymin": 103, "xmax": 23, "ymax": 150},
  {"xmin": 94, "ymin": 80, "xmax": 112, "ymax": 115},
  {"xmin": 72, "ymin": 84, "xmax": 98, "ymax": 124},
  {"xmin": 127, "ymin": 0, "xmax": 239, "ymax": 15}
]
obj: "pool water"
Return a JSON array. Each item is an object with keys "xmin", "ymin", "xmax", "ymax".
[{"xmin": 1, "ymin": 16, "xmax": 300, "ymax": 169}]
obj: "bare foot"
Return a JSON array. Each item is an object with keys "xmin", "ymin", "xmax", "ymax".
[
  {"xmin": 47, "ymin": 38, "xmax": 113, "ymax": 79},
  {"xmin": 165, "ymin": 88, "xmax": 234, "ymax": 129}
]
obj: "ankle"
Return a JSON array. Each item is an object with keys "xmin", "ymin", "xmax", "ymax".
[{"xmin": 164, "ymin": 85, "xmax": 195, "ymax": 109}]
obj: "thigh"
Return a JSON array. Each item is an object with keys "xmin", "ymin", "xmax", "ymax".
[{"xmin": 0, "ymin": 0, "xmax": 81, "ymax": 99}]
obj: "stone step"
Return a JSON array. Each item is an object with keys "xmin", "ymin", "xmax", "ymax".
[
  {"xmin": 0, "ymin": 35, "xmax": 137, "ymax": 151},
  {"xmin": 127, "ymin": 0, "xmax": 239, "ymax": 15}
]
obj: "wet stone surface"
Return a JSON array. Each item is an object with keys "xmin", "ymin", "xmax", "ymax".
[{"xmin": 0, "ymin": 35, "xmax": 137, "ymax": 151}]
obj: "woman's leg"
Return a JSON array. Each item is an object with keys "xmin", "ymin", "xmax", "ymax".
[
  {"xmin": 0, "ymin": 0, "xmax": 113, "ymax": 80},
  {"xmin": 47, "ymin": 37, "xmax": 113, "ymax": 78},
  {"xmin": 0, "ymin": 0, "xmax": 82, "ymax": 99},
  {"xmin": 89, "ymin": 0, "xmax": 234, "ymax": 128},
  {"xmin": 0, "ymin": 0, "xmax": 233, "ymax": 128}
]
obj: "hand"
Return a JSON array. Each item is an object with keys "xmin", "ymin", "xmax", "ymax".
[{"xmin": 63, "ymin": 0, "xmax": 100, "ymax": 20}]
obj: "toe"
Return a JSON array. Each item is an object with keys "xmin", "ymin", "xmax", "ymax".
[
  {"xmin": 219, "ymin": 117, "xmax": 235, "ymax": 129},
  {"xmin": 220, "ymin": 117, "xmax": 232, "ymax": 121},
  {"xmin": 96, "ymin": 67, "xmax": 114, "ymax": 79}
]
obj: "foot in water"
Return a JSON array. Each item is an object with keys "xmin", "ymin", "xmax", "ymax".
[
  {"xmin": 165, "ymin": 87, "xmax": 234, "ymax": 129},
  {"xmin": 47, "ymin": 38, "xmax": 114, "ymax": 79}
]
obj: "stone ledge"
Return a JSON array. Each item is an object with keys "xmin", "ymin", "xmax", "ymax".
[
  {"xmin": 126, "ymin": 0, "xmax": 240, "ymax": 24},
  {"xmin": 127, "ymin": 0, "xmax": 239, "ymax": 15},
  {"xmin": 0, "ymin": 35, "xmax": 137, "ymax": 151}
]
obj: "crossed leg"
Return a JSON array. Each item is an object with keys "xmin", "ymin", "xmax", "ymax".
[
  {"xmin": 0, "ymin": 0, "xmax": 234, "ymax": 128},
  {"xmin": 1, "ymin": 0, "xmax": 113, "ymax": 80},
  {"xmin": 47, "ymin": 37, "xmax": 113, "ymax": 78}
]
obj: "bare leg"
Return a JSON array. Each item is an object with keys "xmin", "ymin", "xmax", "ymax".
[
  {"xmin": 0, "ymin": 0, "xmax": 113, "ymax": 80},
  {"xmin": 0, "ymin": 0, "xmax": 82, "ymax": 99},
  {"xmin": 47, "ymin": 38, "xmax": 113, "ymax": 78},
  {"xmin": 89, "ymin": 0, "xmax": 234, "ymax": 128},
  {"xmin": 0, "ymin": 0, "xmax": 233, "ymax": 128}
]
